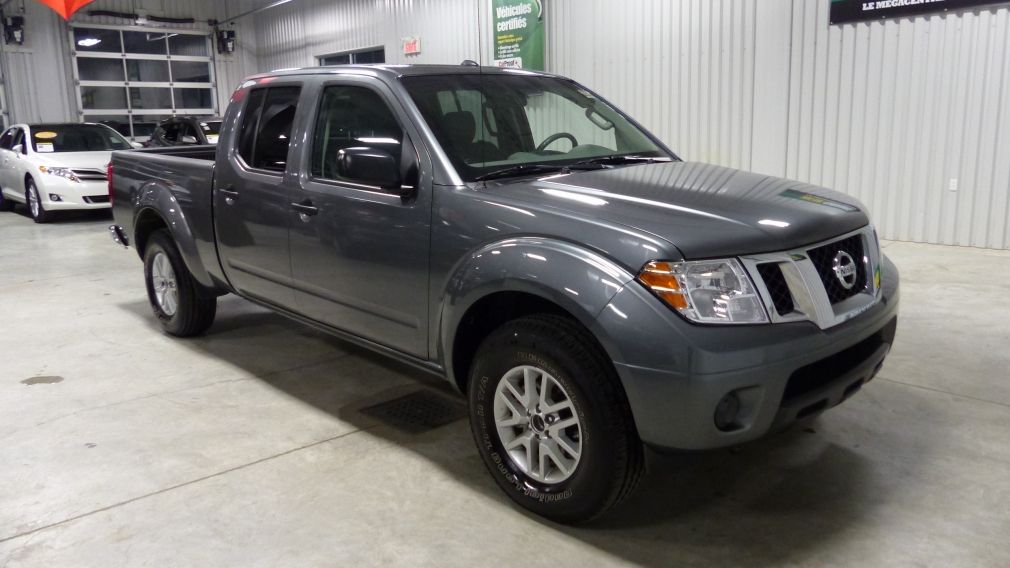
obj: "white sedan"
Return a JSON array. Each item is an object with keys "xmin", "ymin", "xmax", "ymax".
[{"xmin": 0, "ymin": 122, "xmax": 135, "ymax": 223}]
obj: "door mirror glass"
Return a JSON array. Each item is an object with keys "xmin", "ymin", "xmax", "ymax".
[{"xmin": 337, "ymin": 147, "xmax": 401, "ymax": 190}]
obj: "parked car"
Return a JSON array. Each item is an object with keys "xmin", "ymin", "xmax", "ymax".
[
  {"xmin": 0, "ymin": 122, "xmax": 134, "ymax": 222},
  {"xmin": 109, "ymin": 65, "xmax": 899, "ymax": 523},
  {"xmin": 145, "ymin": 116, "xmax": 223, "ymax": 148}
]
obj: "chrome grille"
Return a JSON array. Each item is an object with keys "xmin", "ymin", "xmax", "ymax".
[
  {"xmin": 807, "ymin": 234, "xmax": 867, "ymax": 304},
  {"xmin": 741, "ymin": 226, "xmax": 881, "ymax": 330},
  {"xmin": 71, "ymin": 168, "xmax": 108, "ymax": 181},
  {"xmin": 756, "ymin": 263, "xmax": 795, "ymax": 315}
]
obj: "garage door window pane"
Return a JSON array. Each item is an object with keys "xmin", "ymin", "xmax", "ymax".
[
  {"xmin": 169, "ymin": 35, "xmax": 208, "ymax": 56},
  {"xmin": 129, "ymin": 87, "xmax": 172, "ymax": 109},
  {"xmin": 123, "ymin": 31, "xmax": 168, "ymax": 55},
  {"xmin": 77, "ymin": 58, "xmax": 125, "ymax": 81},
  {"xmin": 74, "ymin": 28, "xmax": 121, "ymax": 53},
  {"xmin": 81, "ymin": 86, "xmax": 127, "ymax": 109},
  {"xmin": 170, "ymin": 61, "xmax": 211, "ymax": 83},
  {"xmin": 174, "ymin": 88, "xmax": 212, "ymax": 109},
  {"xmin": 126, "ymin": 59, "xmax": 170, "ymax": 82}
]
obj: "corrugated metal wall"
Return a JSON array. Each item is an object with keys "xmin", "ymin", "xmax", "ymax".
[
  {"xmin": 783, "ymin": 1, "xmax": 1010, "ymax": 249},
  {"xmin": 544, "ymin": 0, "xmax": 1010, "ymax": 249},
  {"xmin": 0, "ymin": 0, "xmax": 258, "ymax": 123},
  {"xmin": 252, "ymin": 0, "xmax": 484, "ymax": 72}
]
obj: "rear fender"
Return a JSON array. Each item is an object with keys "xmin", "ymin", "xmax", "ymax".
[{"xmin": 134, "ymin": 182, "xmax": 215, "ymax": 290}]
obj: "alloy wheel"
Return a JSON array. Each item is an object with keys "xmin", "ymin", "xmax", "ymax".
[
  {"xmin": 151, "ymin": 252, "xmax": 179, "ymax": 316},
  {"xmin": 493, "ymin": 365, "xmax": 583, "ymax": 484}
]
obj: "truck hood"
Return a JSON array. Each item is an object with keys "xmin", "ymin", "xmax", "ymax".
[
  {"xmin": 33, "ymin": 151, "xmax": 113, "ymax": 170},
  {"xmin": 487, "ymin": 161, "xmax": 870, "ymax": 259}
]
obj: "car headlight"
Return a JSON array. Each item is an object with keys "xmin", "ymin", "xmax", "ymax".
[
  {"xmin": 637, "ymin": 259, "xmax": 769, "ymax": 324},
  {"xmin": 38, "ymin": 165, "xmax": 79, "ymax": 183}
]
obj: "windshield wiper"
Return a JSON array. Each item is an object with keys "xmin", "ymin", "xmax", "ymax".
[
  {"xmin": 572, "ymin": 155, "xmax": 671, "ymax": 168},
  {"xmin": 473, "ymin": 164, "xmax": 569, "ymax": 182}
]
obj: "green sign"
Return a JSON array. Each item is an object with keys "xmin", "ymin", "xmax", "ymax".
[{"xmin": 492, "ymin": 0, "xmax": 545, "ymax": 71}]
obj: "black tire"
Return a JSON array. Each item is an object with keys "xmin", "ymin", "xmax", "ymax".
[
  {"xmin": 143, "ymin": 229, "xmax": 217, "ymax": 337},
  {"xmin": 26, "ymin": 179, "xmax": 53, "ymax": 223},
  {"xmin": 468, "ymin": 314, "xmax": 645, "ymax": 524},
  {"xmin": 0, "ymin": 190, "xmax": 14, "ymax": 212}
]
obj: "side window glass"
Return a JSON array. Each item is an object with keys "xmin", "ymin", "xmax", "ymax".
[
  {"xmin": 12, "ymin": 129, "xmax": 25, "ymax": 153},
  {"xmin": 0, "ymin": 129, "xmax": 13, "ymax": 150},
  {"xmin": 238, "ymin": 86, "xmax": 301, "ymax": 172},
  {"xmin": 237, "ymin": 89, "xmax": 267, "ymax": 165},
  {"xmin": 311, "ymin": 85, "xmax": 403, "ymax": 180}
]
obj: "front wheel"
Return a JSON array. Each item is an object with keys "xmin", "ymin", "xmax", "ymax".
[
  {"xmin": 26, "ymin": 180, "xmax": 53, "ymax": 223},
  {"xmin": 143, "ymin": 229, "xmax": 217, "ymax": 337},
  {"xmin": 468, "ymin": 314, "xmax": 644, "ymax": 524}
]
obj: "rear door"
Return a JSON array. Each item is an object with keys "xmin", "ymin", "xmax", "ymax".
[
  {"xmin": 288, "ymin": 77, "xmax": 432, "ymax": 357},
  {"xmin": 214, "ymin": 83, "xmax": 304, "ymax": 309}
]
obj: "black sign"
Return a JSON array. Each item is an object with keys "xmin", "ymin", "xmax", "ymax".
[{"xmin": 830, "ymin": 0, "xmax": 1008, "ymax": 24}]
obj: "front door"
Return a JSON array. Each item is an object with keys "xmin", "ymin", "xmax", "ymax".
[
  {"xmin": 214, "ymin": 84, "xmax": 303, "ymax": 310},
  {"xmin": 288, "ymin": 79, "xmax": 431, "ymax": 357}
]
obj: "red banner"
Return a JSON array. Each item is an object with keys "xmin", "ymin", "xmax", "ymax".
[{"xmin": 35, "ymin": 0, "xmax": 98, "ymax": 20}]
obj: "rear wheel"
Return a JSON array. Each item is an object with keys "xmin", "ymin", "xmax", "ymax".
[
  {"xmin": 26, "ymin": 180, "xmax": 52, "ymax": 223},
  {"xmin": 143, "ymin": 229, "xmax": 217, "ymax": 336},
  {"xmin": 468, "ymin": 314, "xmax": 644, "ymax": 524}
]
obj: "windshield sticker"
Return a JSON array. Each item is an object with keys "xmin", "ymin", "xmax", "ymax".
[
  {"xmin": 205, "ymin": 134, "xmax": 219, "ymax": 144},
  {"xmin": 36, "ymin": 142, "xmax": 55, "ymax": 153},
  {"xmin": 779, "ymin": 189, "xmax": 859, "ymax": 212},
  {"xmin": 34, "ymin": 131, "xmax": 58, "ymax": 140}
]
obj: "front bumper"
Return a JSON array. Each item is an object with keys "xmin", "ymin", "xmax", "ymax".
[
  {"xmin": 593, "ymin": 256, "xmax": 900, "ymax": 451},
  {"xmin": 38, "ymin": 178, "xmax": 110, "ymax": 211}
]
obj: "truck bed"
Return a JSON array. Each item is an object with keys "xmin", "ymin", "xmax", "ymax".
[{"xmin": 110, "ymin": 145, "xmax": 222, "ymax": 289}]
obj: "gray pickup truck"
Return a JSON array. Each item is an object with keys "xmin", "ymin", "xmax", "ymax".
[{"xmin": 109, "ymin": 64, "xmax": 899, "ymax": 523}]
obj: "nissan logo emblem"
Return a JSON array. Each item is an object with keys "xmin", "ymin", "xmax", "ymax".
[{"xmin": 832, "ymin": 251, "xmax": 858, "ymax": 290}]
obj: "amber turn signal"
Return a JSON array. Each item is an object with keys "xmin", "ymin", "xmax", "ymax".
[{"xmin": 637, "ymin": 261, "xmax": 689, "ymax": 309}]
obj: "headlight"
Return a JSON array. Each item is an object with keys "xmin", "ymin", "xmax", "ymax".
[
  {"xmin": 638, "ymin": 259, "xmax": 769, "ymax": 324},
  {"xmin": 38, "ymin": 165, "xmax": 79, "ymax": 183}
]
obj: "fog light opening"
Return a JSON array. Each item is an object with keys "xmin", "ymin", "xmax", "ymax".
[
  {"xmin": 48, "ymin": 194, "xmax": 63, "ymax": 202},
  {"xmin": 714, "ymin": 392, "xmax": 743, "ymax": 432}
]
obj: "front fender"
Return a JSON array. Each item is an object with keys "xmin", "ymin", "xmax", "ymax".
[
  {"xmin": 439, "ymin": 237, "xmax": 636, "ymax": 380},
  {"xmin": 134, "ymin": 182, "xmax": 215, "ymax": 290}
]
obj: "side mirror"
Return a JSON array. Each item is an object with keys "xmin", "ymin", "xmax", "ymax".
[
  {"xmin": 131, "ymin": 142, "xmax": 144, "ymax": 149},
  {"xmin": 181, "ymin": 135, "xmax": 198, "ymax": 145},
  {"xmin": 337, "ymin": 147, "xmax": 402, "ymax": 192}
]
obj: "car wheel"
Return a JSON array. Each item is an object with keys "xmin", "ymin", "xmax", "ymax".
[
  {"xmin": 26, "ymin": 179, "xmax": 52, "ymax": 223},
  {"xmin": 143, "ymin": 229, "xmax": 217, "ymax": 337},
  {"xmin": 0, "ymin": 190, "xmax": 14, "ymax": 212},
  {"xmin": 468, "ymin": 314, "xmax": 645, "ymax": 524}
]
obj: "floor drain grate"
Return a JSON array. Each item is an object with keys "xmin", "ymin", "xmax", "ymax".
[{"xmin": 359, "ymin": 389, "xmax": 467, "ymax": 434}]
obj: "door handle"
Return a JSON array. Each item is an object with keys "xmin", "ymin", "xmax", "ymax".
[
  {"xmin": 218, "ymin": 187, "xmax": 239, "ymax": 206},
  {"xmin": 291, "ymin": 200, "xmax": 319, "ymax": 216}
]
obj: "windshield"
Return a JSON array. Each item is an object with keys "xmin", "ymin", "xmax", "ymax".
[
  {"xmin": 402, "ymin": 74, "xmax": 669, "ymax": 182},
  {"xmin": 29, "ymin": 124, "xmax": 133, "ymax": 153}
]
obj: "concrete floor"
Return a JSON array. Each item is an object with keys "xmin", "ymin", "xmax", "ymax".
[{"xmin": 1, "ymin": 208, "xmax": 1008, "ymax": 568}]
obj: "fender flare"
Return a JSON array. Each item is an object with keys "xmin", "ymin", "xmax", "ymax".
[
  {"xmin": 438, "ymin": 236, "xmax": 636, "ymax": 383},
  {"xmin": 133, "ymin": 182, "xmax": 216, "ymax": 290}
]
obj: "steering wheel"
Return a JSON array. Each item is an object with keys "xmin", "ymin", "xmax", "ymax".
[{"xmin": 536, "ymin": 132, "xmax": 579, "ymax": 153}]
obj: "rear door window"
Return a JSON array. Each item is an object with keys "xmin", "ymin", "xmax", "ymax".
[{"xmin": 237, "ymin": 86, "xmax": 302, "ymax": 173}]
